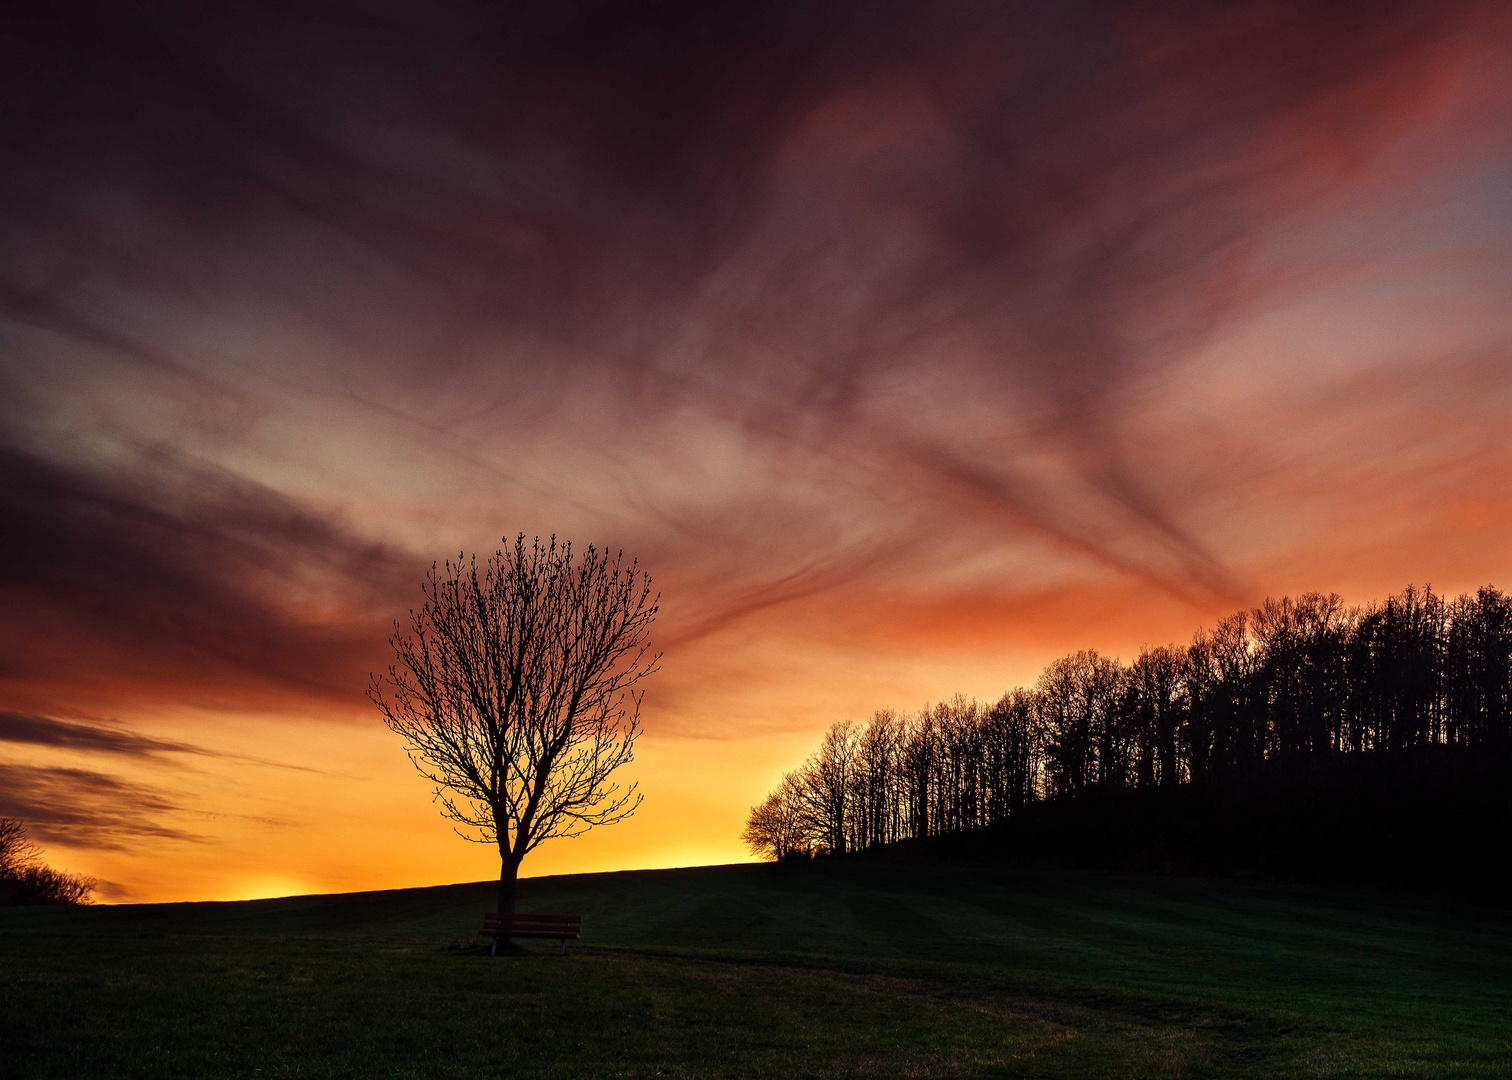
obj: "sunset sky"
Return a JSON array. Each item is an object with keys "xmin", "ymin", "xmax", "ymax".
[{"xmin": 4, "ymin": 0, "xmax": 1512, "ymax": 903}]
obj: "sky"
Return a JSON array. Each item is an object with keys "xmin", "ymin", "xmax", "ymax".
[{"xmin": 3, "ymin": 0, "xmax": 1511, "ymax": 902}]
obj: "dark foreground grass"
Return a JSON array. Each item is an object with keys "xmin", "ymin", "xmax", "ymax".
[{"xmin": 3, "ymin": 862, "xmax": 1510, "ymax": 1077}]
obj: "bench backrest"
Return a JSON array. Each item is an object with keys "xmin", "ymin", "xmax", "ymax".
[{"xmin": 482, "ymin": 912, "xmax": 582, "ymax": 933}]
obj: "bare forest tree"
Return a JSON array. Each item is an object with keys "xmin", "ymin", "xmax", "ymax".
[
  {"xmin": 741, "ymin": 774, "xmax": 813, "ymax": 861},
  {"xmin": 371, "ymin": 535, "xmax": 658, "ymax": 913},
  {"xmin": 746, "ymin": 584, "xmax": 1512, "ymax": 863},
  {"xmin": 0, "ymin": 817, "xmax": 35, "ymax": 878},
  {"xmin": 0, "ymin": 818, "xmax": 95, "ymax": 905}
]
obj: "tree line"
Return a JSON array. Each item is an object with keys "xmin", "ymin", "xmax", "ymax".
[{"xmin": 744, "ymin": 585, "xmax": 1512, "ymax": 860}]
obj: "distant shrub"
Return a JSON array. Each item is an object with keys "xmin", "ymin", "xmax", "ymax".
[{"xmin": 0, "ymin": 818, "xmax": 95, "ymax": 905}]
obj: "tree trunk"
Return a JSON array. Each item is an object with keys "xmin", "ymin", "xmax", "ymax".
[{"xmin": 497, "ymin": 856, "xmax": 519, "ymax": 915}]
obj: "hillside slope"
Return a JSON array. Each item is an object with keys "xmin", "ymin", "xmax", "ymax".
[{"xmin": 4, "ymin": 862, "xmax": 1511, "ymax": 1077}]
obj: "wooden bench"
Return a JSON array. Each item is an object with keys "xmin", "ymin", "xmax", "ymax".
[{"xmin": 479, "ymin": 912, "xmax": 583, "ymax": 955}]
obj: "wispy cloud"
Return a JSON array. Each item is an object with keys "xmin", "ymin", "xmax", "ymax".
[
  {"xmin": 0, "ymin": 762, "xmax": 201, "ymax": 849},
  {"xmin": 1, "ymin": 0, "xmax": 1483, "ymax": 607},
  {"xmin": 0, "ymin": 710, "xmax": 346, "ymax": 781},
  {"xmin": 0, "ymin": 711, "xmax": 204, "ymax": 757},
  {"xmin": 0, "ymin": 443, "xmax": 418, "ymax": 716}
]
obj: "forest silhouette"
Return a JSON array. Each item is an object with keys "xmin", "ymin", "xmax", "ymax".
[{"xmin": 746, "ymin": 585, "xmax": 1512, "ymax": 891}]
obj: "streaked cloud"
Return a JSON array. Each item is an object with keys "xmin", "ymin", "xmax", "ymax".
[
  {"xmin": 0, "ymin": 711, "xmax": 203, "ymax": 756},
  {"xmin": 0, "ymin": 762, "xmax": 200, "ymax": 848}
]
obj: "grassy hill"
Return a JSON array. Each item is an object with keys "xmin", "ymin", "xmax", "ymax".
[{"xmin": 4, "ymin": 861, "xmax": 1511, "ymax": 1077}]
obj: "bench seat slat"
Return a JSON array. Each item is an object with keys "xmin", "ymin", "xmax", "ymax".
[
  {"xmin": 479, "ymin": 912, "xmax": 583, "ymax": 941},
  {"xmin": 481, "ymin": 922, "xmax": 582, "ymax": 930}
]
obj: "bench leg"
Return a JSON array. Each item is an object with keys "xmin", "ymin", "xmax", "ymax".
[
  {"xmin": 560, "ymin": 936, "xmax": 567, "ymax": 955},
  {"xmin": 491, "ymin": 935, "xmax": 497, "ymax": 957}
]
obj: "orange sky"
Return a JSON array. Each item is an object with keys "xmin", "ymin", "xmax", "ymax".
[{"xmin": 3, "ymin": 0, "xmax": 1512, "ymax": 901}]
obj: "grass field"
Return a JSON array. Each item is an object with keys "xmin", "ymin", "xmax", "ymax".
[{"xmin": 3, "ymin": 861, "xmax": 1510, "ymax": 1078}]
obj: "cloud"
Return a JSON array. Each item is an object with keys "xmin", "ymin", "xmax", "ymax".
[
  {"xmin": 0, "ymin": 708, "xmax": 351, "ymax": 780},
  {"xmin": 0, "ymin": 0, "xmax": 1502, "ymax": 716},
  {"xmin": 0, "ymin": 443, "xmax": 418, "ymax": 716},
  {"xmin": 0, "ymin": 711, "xmax": 203, "ymax": 756},
  {"xmin": 88, "ymin": 878, "xmax": 139, "ymax": 902},
  {"xmin": 0, "ymin": 762, "xmax": 201, "ymax": 848},
  {"xmin": 1, "ymin": 2, "xmax": 1482, "ymax": 538}
]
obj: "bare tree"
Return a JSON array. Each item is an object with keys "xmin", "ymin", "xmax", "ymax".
[
  {"xmin": 742, "ymin": 774, "xmax": 813, "ymax": 861},
  {"xmin": 854, "ymin": 710, "xmax": 901, "ymax": 850},
  {"xmin": 0, "ymin": 818, "xmax": 38, "ymax": 878},
  {"xmin": 0, "ymin": 818, "xmax": 95, "ymax": 906},
  {"xmin": 798, "ymin": 721, "xmax": 860, "ymax": 856},
  {"xmin": 370, "ymin": 535, "xmax": 658, "ymax": 914}
]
